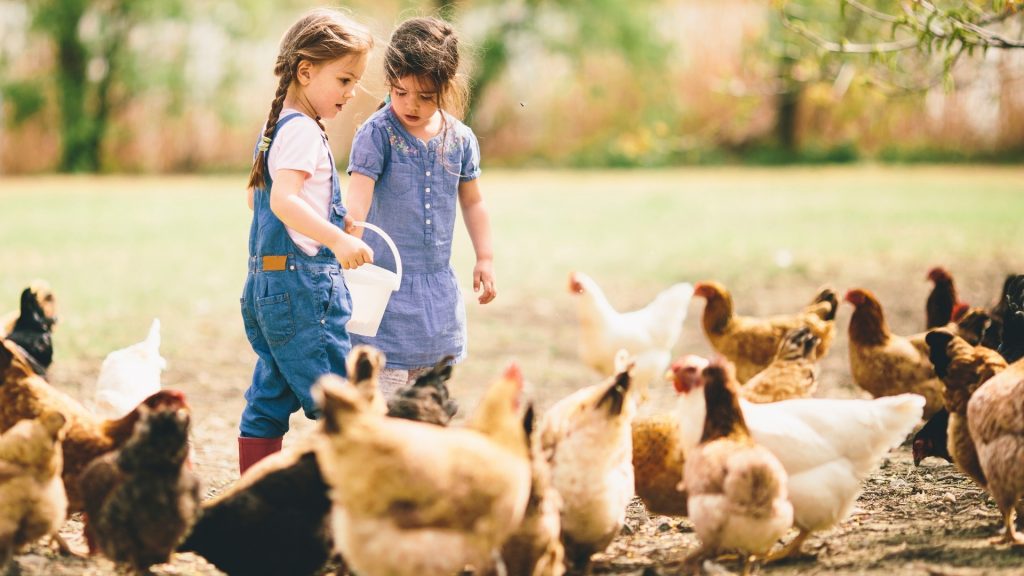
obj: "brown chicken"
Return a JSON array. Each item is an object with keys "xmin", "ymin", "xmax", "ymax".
[
  {"xmin": 1, "ymin": 340, "xmax": 188, "ymax": 511},
  {"xmin": 845, "ymin": 288, "xmax": 945, "ymax": 419},
  {"xmin": 0, "ymin": 410, "xmax": 67, "ymax": 573},
  {"xmin": 926, "ymin": 267, "xmax": 969, "ymax": 330},
  {"xmin": 631, "ymin": 414, "xmax": 686, "ymax": 517},
  {"xmin": 680, "ymin": 360, "xmax": 793, "ymax": 575},
  {"xmin": 967, "ymin": 276, "xmax": 1024, "ymax": 544},
  {"xmin": 741, "ymin": 326, "xmax": 820, "ymax": 403},
  {"xmin": 78, "ymin": 404, "xmax": 200, "ymax": 573},
  {"xmin": 314, "ymin": 364, "xmax": 531, "ymax": 576},
  {"xmin": 925, "ymin": 329, "xmax": 1008, "ymax": 486},
  {"xmin": 694, "ymin": 281, "xmax": 837, "ymax": 382}
]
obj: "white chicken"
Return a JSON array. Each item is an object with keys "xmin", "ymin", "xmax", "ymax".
[
  {"xmin": 671, "ymin": 355, "xmax": 925, "ymax": 561},
  {"xmin": 538, "ymin": 356, "xmax": 637, "ymax": 570},
  {"xmin": 93, "ymin": 319, "xmax": 166, "ymax": 419},
  {"xmin": 568, "ymin": 271, "xmax": 693, "ymax": 398}
]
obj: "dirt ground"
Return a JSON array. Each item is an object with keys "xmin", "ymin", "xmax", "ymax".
[{"xmin": 13, "ymin": 267, "xmax": 1024, "ymax": 576}]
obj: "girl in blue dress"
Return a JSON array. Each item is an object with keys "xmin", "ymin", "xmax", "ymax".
[
  {"xmin": 346, "ymin": 16, "xmax": 496, "ymax": 395},
  {"xmin": 239, "ymin": 9, "xmax": 374, "ymax": 474}
]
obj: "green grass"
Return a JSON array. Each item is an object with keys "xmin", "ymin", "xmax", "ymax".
[{"xmin": 1, "ymin": 166, "xmax": 1022, "ymax": 405}]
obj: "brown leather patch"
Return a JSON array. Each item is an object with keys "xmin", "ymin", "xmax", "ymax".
[{"xmin": 262, "ymin": 255, "xmax": 287, "ymax": 271}]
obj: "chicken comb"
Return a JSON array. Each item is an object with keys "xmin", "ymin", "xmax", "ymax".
[{"xmin": 503, "ymin": 362, "xmax": 524, "ymax": 387}]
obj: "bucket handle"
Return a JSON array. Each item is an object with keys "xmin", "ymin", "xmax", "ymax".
[{"xmin": 351, "ymin": 221, "xmax": 402, "ymax": 288}]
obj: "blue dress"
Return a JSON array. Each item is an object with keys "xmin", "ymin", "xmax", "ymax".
[{"xmin": 347, "ymin": 105, "xmax": 481, "ymax": 369}]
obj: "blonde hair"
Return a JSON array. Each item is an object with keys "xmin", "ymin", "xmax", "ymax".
[
  {"xmin": 248, "ymin": 8, "xmax": 373, "ymax": 191},
  {"xmin": 384, "ymin": 17, "xmax": 468, "ymax": 118}
]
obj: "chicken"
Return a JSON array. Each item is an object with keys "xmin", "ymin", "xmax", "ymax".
[
  {"xmin": 3, "ymin": 281, "xmax": 59, "ymax": 376},
  {"xmin": 670, "ymin": 355, "xmax": 925, "ymax": 561},
  {"xmin": 386, "ymin": 355, "xmax": 459, "ymax": 426},
  {"xmin": 912, "ymin": 279, "xmax": 1024, "ymax": 467},
  {"xmin": 0, "ymin": 410, "xmax": 67, "ymax": 573},
  {"xmin": 1, "ymin": 340, "xmax": 188, "ymax": 511},
  {"xmin": 314, "ymin": 363, "xmax": 531, "ymax": 576},
  {"xmin": 179, "ymin": 345, "xmax": 390, "ymax": 576},
  {"xmin": 740, "ymin": 326, "xmax": 820, "ymax": 403},
  {"xmin": 93, "ymin": 318, "xmax": 166, "ymax": 419},
  {"xmin": 967, "ymin": 276, "xmax": 1024, "ymax": 544},
  {"xmin": 694, "ymin": 281, "xmax": 837, "ymax": 383},
  {"xmin": 922, "ymin": 329, "xmax": 1008, "ymax": 486},
  {"xmin": 926, "ymin": 266, "xmax": 969, "ymax": 329},
  {"xmin": 568, "ymin": 271, "xmax": 693, "ymax": 397},
  {"xmin": 678, "ymin": 360, "xmax": 792, "ymax": 576},
  {"xmin": 845, "ymin": 288, "xmax": 945, "ymax": 419},
  {"xmin": 632, "ymin": 414, "xmax": 687, "ymax": 517},
  {"xmin": 997, "ymin": 275, "xmax": 1024, "ymax": 363},
  {"xmin": 1, "ymin": 280, "xmax": 57, "ymax": 338},
  {"xmin": 911, "ymin": 408, "xmax": 952, "ymax": 466},
  {"xmin": 538, "ymin": 359, "xmax": 637, "ymax": 569},
  {"xmin": 496, "ymin": 405, "xmax": 565, "ymax": 576},
  {"xmin": 78, "ymin": 403, "xmax": 199, "ymax": 573}
]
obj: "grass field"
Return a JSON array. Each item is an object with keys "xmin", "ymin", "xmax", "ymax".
[{"xmin": 2, "ymin": 166, "xmax": 1024, "ymax": 575}]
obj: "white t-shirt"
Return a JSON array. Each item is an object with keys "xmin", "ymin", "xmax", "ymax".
[{"xmin": 267, "ymin": 109, "xmax": 334, "ymax": 256}]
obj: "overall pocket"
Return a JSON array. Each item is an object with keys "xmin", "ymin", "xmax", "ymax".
[
  {"xmin": 240, "ymin": 298, "xmax": 260, "ymax": 345},
  {"xmin": 256, "ymin": 292, "xmax": 295, "ymax": 346}
]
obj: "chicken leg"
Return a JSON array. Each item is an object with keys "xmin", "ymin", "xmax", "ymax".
[
  {"xmin": 765, "ymin": 528, "xmax": 811, "ymax": 562},
  {"xmin": 991, "ymin": 506, "xmax": 1024, "ymax": 546}
]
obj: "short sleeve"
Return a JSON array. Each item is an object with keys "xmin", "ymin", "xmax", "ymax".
[
  {"xmin": 460, "ymin": 129, "xmax": 481, "ymax": 182},
  {"xmin": 267, "ymin": 118, "xmax": 323, "ymax": 177},
  {"xmin": 347, "ymin": 122, "xmax": 387, "ymax": 181}
]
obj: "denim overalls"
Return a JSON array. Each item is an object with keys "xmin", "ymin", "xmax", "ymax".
[{"xmin": 239, "ymin": 112, "xmax": 353, "ymax": 439}]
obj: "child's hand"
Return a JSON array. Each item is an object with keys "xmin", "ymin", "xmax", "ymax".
[
  {"xmin": 343, "ymin": 214, "xmax": 364, "ymax": 238},
  {"xmin": 332, "ymin": 234, "xmax": 374, "ymax": 270},
  {"xmin": 473, "ymin": 259, "xmax": 497, "ymax": 304}
]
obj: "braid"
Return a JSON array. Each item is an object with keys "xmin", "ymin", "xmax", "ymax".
[{"xmin": 247, "ymin": 68, "xmax": 293, "ymax": 191}]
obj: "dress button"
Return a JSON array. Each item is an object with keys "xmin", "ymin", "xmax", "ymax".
[
  {"xmin": 425, "ymin": 171, "xmax": 431, "ymax": 176},
  {"xmin": 425, "ymin": 203, "xmax": 430, "ymax": 209},
  {"xmin": 425, "ymin": 187, "xmax": 430, "ymax": 193},
  {"xmin": 426, "ymin": 219, "xmax": 431, "ymax": 224}
]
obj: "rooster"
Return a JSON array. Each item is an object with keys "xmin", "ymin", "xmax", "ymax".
[
  {"xmin": 78, "ymin": 403, "xmax": 200, "ymax": 573},
  {"xmin": 694, "ymin": 281, "xmax": 837, "ymax": 383},
  {"xmin": 845, "ymin": 288, "xmax": 945, "ymax": 419},
  {"xmin": 3, "ymin": 282, "xmax": 58, "ymax": 376},
  {"xmin": 0, "ymin": 410, "xmax": 67, "ymax": 573},
  {"xmin": 539, "ymin": 357, "xmax": 637, "ymax": 569},
  {"xmin": 568, "ymin": 271, "xmax": 693, "ymax": 397},
  {"xmin": 93, "ymin": 318, "xmax": 167, "ymax": 419},
  {"xmin": 679, "ymin": 360, "xmax": 793, "ymax": 576},
  {"xmin": 670, "ymin": 355, "xmax": 924, "ymax": 561}
]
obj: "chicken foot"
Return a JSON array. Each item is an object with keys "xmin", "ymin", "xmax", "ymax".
[
  {"xmin": 991, "ymin": 507, "xmax": 1024, "ymax": 546},
  {"xmin": 764, "ymin": 528, "xmax": 811, "ymax": 562}
]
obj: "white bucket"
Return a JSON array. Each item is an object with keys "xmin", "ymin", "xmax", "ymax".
[{"xmin": 343, "ymin": 222, "xmax": 402, "ymax": 337}]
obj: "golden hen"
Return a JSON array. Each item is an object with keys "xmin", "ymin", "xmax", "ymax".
[
  {"xmin": 845, "ymin": 288, "xmax": 945, "ymax": 418},
  {"xmin": 314, "ymin": 363, "xmax": 531, "ymax": 576},
  {"xmin": 0, "ymin": 410, "xmax": 67, "ymax": 573},
  {"xmin": 694, "ymin": 281, "xmax": 837, "ymax": 383},
  {"xmin": 741, "ymin": 326, "xmax": 821, "ymax": 403}
]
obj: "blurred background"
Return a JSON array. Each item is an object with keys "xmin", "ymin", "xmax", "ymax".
[{"xmin": 1, "ymin": 0, "xmax": 1022, "ymax": 174}]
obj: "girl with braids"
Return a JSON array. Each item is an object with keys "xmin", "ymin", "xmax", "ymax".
[
  {"xmin": 346, "ymin": 16, "xmax": 496, "ymax": 396},
  {"xmin": 238, "ymin": 8, "xmax": 374, "ymax": 474}
]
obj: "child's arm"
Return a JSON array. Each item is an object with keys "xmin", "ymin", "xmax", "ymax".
[
  {"xmin": 343, "ymin": 173, "xmax": 376, "ymax": 239},
  {"xmin": 270, "ymin": 169, "xmax": 374, "ymax": 269},
  {"xmin": 458, "ymin": 178, "xmax": 496, "ymax": 304}
]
